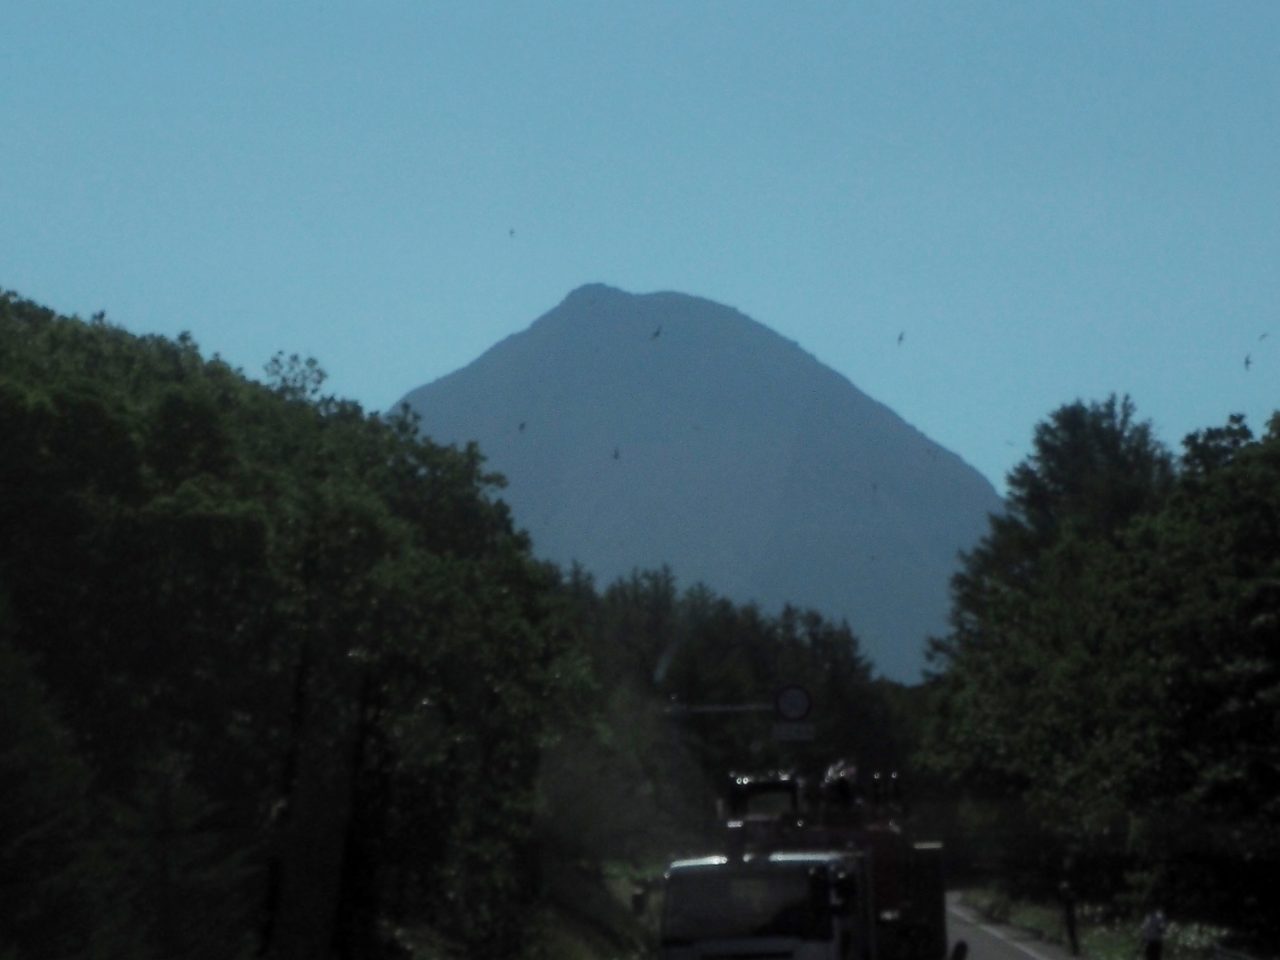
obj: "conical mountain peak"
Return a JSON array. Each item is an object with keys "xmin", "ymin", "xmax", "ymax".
[{"xmin": 398, "ymin": 285, "xmax": 1001, "ymax": 681}]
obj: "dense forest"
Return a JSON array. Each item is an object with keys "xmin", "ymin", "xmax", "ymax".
[
  {"xmin": 4, "ymin": 290, "xmax": 1276, "ymax": 957},
  {"xmin": 0, "ymin": 291, "xmax": 901, "ymax": 959},
  {"xmin": 923, "ymin": 397, "xmax": 1280, "ymax": 944}
]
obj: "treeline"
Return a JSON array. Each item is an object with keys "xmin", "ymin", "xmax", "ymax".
[
  {"xmin": 0, "ymin": 290, "xmax": 901, "ymax": 959},
  {"xmin": 545, "ymin": 565, "xmax": 906, "ymax": 865},
  {"xmin": 923, "ymin": 396, "xmax": 1280, "ymax": 942}
]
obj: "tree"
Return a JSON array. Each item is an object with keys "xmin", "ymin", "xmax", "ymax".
[
  {"xmin": 924, "ymin": 395, "xmax": 1176, "ymax": 895},
  {"xmin": 925, "ymin": 401, "xmax": 1280, "ymax": 938},
  {"xmin": 1004, "ymin": 394, "xmax": 1174, "ymax": 548},
  {"xmin": 1104, "ymin": 419, "xmax": 1280, "ymax": 926},
  {"xmin": 0, "ymin": 621, "xmax": 96, "ymax": 960}
]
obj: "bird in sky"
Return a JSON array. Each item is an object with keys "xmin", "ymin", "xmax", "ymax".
[
  {"xmin": 897, "ymin": 331, "xmax": 904, "ymax": 346},
  {"xmin": 1244, "ymin": 353, "xmax": 1252, "ymax": 371},
  {"xmin": 1261, "ymin": 332, "xmax": 1270, "ymax": 341},
  {"xmin": 613, "ymin": 447, "xmax": 620, "ymax": 460},
  {"xmin": 508, "ymin": 228, "xmax": 515, "ymax": 238},
  {"xmin": 518, "ymin": 421, "xmax": 526, "ymax": 432},
  {"xmin": 652, "ymin": 325, "xmax": 662, "ymax": 339}
]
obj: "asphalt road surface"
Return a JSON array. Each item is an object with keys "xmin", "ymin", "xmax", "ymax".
[{"xmin": 948, "ymin": 894, "xmax": 1078, "ymax": 960}]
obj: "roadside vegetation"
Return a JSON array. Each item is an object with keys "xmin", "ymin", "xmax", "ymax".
[
  {"xmin": 927, "ymin": 398, "xmax": 1280, "ymax": 954},
  {"xmin": 959, "ymin": 887, "xmax": 1233, "ymax": 960}
]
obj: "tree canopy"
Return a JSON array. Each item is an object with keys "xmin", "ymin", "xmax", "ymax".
[
  {"xmin": 0, "ymin": 291, "xmax": 586, "ymax": 958},
  {"xmin": 925, "ymin": 395, "xmax": 1280, "ymax": 940}
]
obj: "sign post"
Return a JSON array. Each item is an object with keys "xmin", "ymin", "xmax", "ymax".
[
  {"xmin": 662, "ymin": 683, "xmax": 816, "ymax": 740},
  {"xmin": 772, "ymin": 684, "xmax": 815, "ymax": 741}
]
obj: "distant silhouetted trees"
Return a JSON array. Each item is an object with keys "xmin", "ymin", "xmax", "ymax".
[{"xmin": 540, "ymin": 565, "xmax": 900, "ymax": 866}]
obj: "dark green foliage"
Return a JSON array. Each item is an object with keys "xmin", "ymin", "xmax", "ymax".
[
  {"xmin": 0, "ymin": 290, "xmax": 585, "ymax": 958},
  {"xmin": 1004, "ymin": 395, "xmax": 1174, "ymax": 547},
  {"xmin": 0, "ymin": 621, "xmax": 95, "ymax": 960},
  {"xmin": 925, "ymin": 397, "xmax": 1280, "ymax": 942}
]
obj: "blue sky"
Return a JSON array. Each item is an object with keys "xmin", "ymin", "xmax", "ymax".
[{"xmin": 4, "ymin": 1, "xmax": 1278, "ymax": 493}]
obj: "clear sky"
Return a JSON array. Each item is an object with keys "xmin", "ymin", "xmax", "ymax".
[{"xmin": 5, "ymin": 1, "xmax": 1278, "ymax": 493}]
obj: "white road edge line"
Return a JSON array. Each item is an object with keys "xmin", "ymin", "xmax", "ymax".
[{"xmin": 947, "ymin": 906, "xmax": 1060, "ymax": 960}]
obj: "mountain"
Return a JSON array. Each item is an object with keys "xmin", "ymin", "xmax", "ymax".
[{"xmin": 396, "ymin": 284, "xmax": 1003, "ymax": 681}]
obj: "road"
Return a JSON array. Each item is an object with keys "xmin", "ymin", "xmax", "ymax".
[{"xmin": 947, "ymin": 895, "xmax": 1078, "ymax": 960}]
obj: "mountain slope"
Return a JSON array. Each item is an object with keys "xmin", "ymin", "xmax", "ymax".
[{"xmin": 397, "ymin": 284, "xmax": 1003, "ymax": 680}]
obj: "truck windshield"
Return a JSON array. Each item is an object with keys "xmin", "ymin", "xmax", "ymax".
[{"xmin": 662, "ymin": 867, "xmax": 830, "ymax": 942}]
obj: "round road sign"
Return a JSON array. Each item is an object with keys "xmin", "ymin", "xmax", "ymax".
[{"xmin": 774, "ymin": 685, "xmax": 812, "ymax": 721}]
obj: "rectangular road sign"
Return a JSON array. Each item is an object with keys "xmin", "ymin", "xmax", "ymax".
[{"xmin": 772, "ymin": 722, "xmax": 816, "ymax": 741}]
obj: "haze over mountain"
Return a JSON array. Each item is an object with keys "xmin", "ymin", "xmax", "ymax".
[{"xmin": 398, "ymin": 284, "xmax": 1004, "ymax": 681}]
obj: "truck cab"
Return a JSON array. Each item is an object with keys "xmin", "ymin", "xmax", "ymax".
[
  {"xmin": 658, "ymin": 766, "xmax": 947, "ymax": 960},
  {"xmin": 660, "ymin": 850, "xmax": 872, "ymax": 960}
]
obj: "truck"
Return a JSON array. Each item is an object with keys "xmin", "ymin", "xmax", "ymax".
[
  {"xmin": 658, "ymin": 762, "xmax": 948, "ymax": 960},
  {"xmin": 662, "ymin": 849, "xmax": 872, "ymax": 960}
]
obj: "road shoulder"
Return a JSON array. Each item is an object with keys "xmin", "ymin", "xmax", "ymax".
[{"xmin": 948, "ymin": 892, "xmax": 1083, "ymax": 960}]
